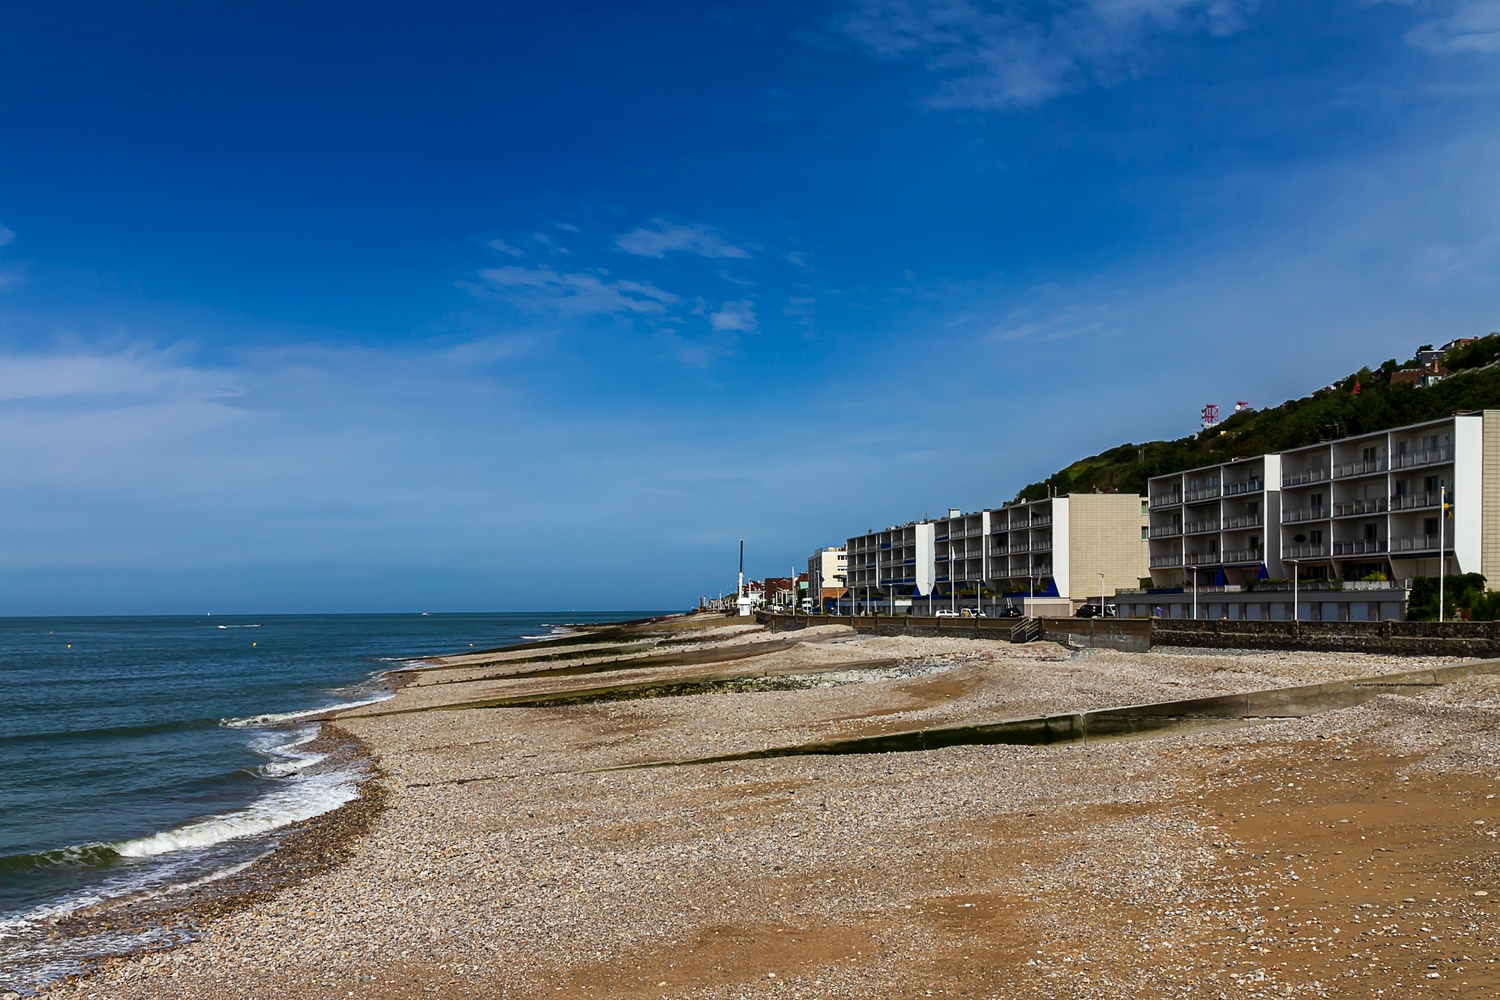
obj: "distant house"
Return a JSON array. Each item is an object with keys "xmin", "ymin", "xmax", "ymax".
[{"xmin": 1391, "ymin": 359, "xmax": 1449, "ymax": 388}]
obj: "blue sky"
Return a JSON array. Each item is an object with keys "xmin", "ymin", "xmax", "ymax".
[{"xmin": 1, "ymin": 1, "xmax": 1497, "ymax": 613}]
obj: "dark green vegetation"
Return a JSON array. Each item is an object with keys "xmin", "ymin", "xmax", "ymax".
[
  {"xmin": 1407, "ymin": 574, "xmax": 1500, "ymax": 621},
  {"xmin": 1013, "ymin": 333, "xmax": 1500, "ymax": 502}
]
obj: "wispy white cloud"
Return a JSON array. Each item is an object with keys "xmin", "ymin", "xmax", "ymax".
[
  {"xmin": 0, "ymin": 346, "xmax": 244, "ymax": 403},
  {"xmin": 837, "ymin": 0, "xmax": 1259, "ymax": 109},
  {"xmin": 708, "ymin": 299, "xmax": 759, "ymax": 333},
  {"xmin": 0, "ymin": 224, "xmax": 13, "ymax": 247},
  {"xmin": 1404, "ymin": 0, "xmax": 1500, "ymax": 53},
  {"xmin": 616, "ymin": 220, "xmax": 751, "ymax": 259},
  {"xmin": 488, "ymin": 237, "xmax": 525, "ymax": 256},
  {"xmin": 783, "ymin": 296, "xmax": 818, "ymax": 326},
  {"xmin": 474, "ymin": 264, "xmax": 678, "ymax": 316}
]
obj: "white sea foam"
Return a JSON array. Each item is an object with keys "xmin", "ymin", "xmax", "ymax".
[
  {"xmin": 113, "ymin": 768, "xmax": 359, "ymax": 858},
  {"xmin": 222, "ymin": 691, "xmax": 392, "ymax": 728}
]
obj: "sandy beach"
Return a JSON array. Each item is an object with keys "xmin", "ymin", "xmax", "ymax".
[{"xmin": 44, "ymin": 613, "xmax": 1500, "ymax": 999}]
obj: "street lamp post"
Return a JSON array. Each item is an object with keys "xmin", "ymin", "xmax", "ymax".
[
  {"xmin": 1099, "ymin": 571, "xmax": 1106, "ymax": 616},
  {"xmin": 1186, "ymin": 564, "xmax": 1199, "ymax": 619},
  {"xmin": 1288, "ymin": 558, "xmax": 1300, "ymax": 622},
  {"xmin": 1439, "ymin": 484, "xmax": 1448, "ymax": 624}
]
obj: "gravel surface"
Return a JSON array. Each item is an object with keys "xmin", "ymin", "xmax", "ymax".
[{"xmin": 39, "ymin": 618, "xmax": 1500, "ymax": 999}]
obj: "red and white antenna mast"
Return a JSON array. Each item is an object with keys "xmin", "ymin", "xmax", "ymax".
[
  {"xmin": 1201, "ymin": 403, "xmax": 1220, "ymax": 430},
  {"xmin": 1234, "ymin": 400, "xmax": 1250, "ymax": 413}
]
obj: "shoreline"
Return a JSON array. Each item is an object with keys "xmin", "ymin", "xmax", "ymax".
[
  {"xmin": 5, "ymin": 725, "xmax": 386, "ymax": 997},
  {"xmin": 39, "ymin": 613, "xmax": 1500, "ymax": 998}
]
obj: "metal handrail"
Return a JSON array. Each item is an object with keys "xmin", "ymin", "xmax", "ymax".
[
  {"xmin": 1282, "ymin": 468, "xmax": 1330, "ymax": 487},
  {"xmin": 1282, "ymin": 507, "xmax": 1330, "ymax": 524},
  {"xmin": 1390, "ymin": 534, "xmax": 1443, "ymax": 553},
  {"xmin": 1332, "ymin": 498, "xmax": 1388, "ymax": 517},
  {"xmin": 1332, "ymin": 458, "xmax": 1388, "ymax": 478},
  {"xmin": 1391, "ymin": 447, "xmax": 1453, "ymax": 469},
  {"xmin": 1389, "ymin": 492, "xmax": 1442, "ymax": 511}
]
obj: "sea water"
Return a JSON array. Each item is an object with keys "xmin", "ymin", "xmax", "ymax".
[{"xmin": 0, "ymin": 611, "xmax": 657, "ymax": 991}]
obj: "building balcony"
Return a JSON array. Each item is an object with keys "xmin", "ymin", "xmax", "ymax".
[
  {"xmin": 1221, "ymin": 547, "xmax": 1265, "ymax": 564},
  {"xmin": 1183, "ymin": 520, "xmax": 1220, "ymax": 535},
  {"xmin": 1222, "ymin": 513, "xmax": 1263, "ymax": 530},
  {"xmin": 1390, "ymin": 492, "xmax": 1443, "ymax": 511},
  {"xmin": 1282, "ymin": 544, "xmax": 1329, "ymax": 560},
  {"xmin": 1150, "ymin": 554, "xmax": 1183, "ymax": 568},
  {"xmin": 1332, "ymin": 539, "xmax": 1388, "ymax": 556},
  {"xmin": 1332, "ymin": 498, "xmax": 1388, "ymax": 517},
  {"xmin": 1283, "ymin": 468, "xmax": 1330, "ymax": 487},
  {"xmin": 1184, "ymin": 486, "xmax": 1221, "ymax": 503},
  {"xmin": 1149, "ymin": 524, "xmax": 1182, "ymax": 538},
  {"xmin": 1028, "ymin": 516, "xmax": 1052, "ymax": 527},
  {"xmin": 1390, "ymin": 534, "xmax": 1444, "ymax": 553},
  {"xmin": 1184, "ymin": 551, "xmax": 1220, "ymax": 566},
  {"xmin": 1150, "ymin": 492, "xmax": 1183, "ymax": 507},
  {"xmin": 1392, "ymin": 446, "xmax": 1453, "ymax": 470},
  {"xmin": 1223, "ymin": 478, "xmax": 1264, "ymax": 497},
  {"xmin": 1332, "ymin": 457, "xmax": 1388, "ymax": 479},
  {"xmin": 1031, "ymin": 562, "xmax": 1053, "ymax": 576},
  {"xmin": 1282, "ymin": 507, "xmax": 1330, "ymax": 524}
]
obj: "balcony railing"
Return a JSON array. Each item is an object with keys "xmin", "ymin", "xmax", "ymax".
[
  {"xmin": 1150, "ymin": 554, "xmax": 1183, "ymax": 568},
  {"xmin": 1149, "ymin": 524, "xmax": 1182, "ymax": 538},
  {"xmin": 1333, "ymin": 539, "xmax": 1388, "ymax": 556},
  {"xmin": 1184, "ymin": 486, "xmax": 1221, "ymax": 502},
  {"xmin": 1390, "ymin": 492, "xmax": 1442, "ymax": 511},
  {"xmin": 1283, "ymin": 468, "xmax": 1330, "ymax": 487},
  {"xmin": 1184, "ymin": 551, "xmax": 1220, "ymax": 566},
  {"xmin": 1332, "ymin": 457, "xmax": 1388, "ymax": 479},
  {"xmin": 1333, "ymin": 498, "xmax": 1388, "ymax": 517},
  {"xmin": 1150, "ymin": 493, "xmax": 1183, "ymax": 507},
  {"xmin": 1222, "ymin": 513, "xmax": 1263, "ymax": 530},
  {"xmin": 1282, "ymin": 544, "xmax": 1329, "ymax": 560},
  {"xmin": 1392, "ymin": 446, "xmax": 1453, "ymax": 470},
  {"xmin": 1031, "ymin": 562, "xmax": 1053, "ymax": 576},
  {"xmin": 1221, "ymin": 547, "xmax": 1264, "ymax": 564},
  {"xmin": 1282, "ymin": 507, "xmax": 1330, "ymax": 524},
  {"xmin": 1390, "ymin": 534, "xmax": 1444, "ymax": 553},
  {"xmin": 1223, "ymin": 478, "xmax": 1264, "ymax": 496},
  {"xmin": 1182, "ymin": 520, "xmax": 1220, "ymax": 535},
  {"xmin": 1008, "ymin": 543, "xmax": 1030, "ymax": 554}
]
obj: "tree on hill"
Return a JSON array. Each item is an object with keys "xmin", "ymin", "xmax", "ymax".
[{"xmin": 1011, "ymin": 332, "xmax": 1500, "ymax": 503}]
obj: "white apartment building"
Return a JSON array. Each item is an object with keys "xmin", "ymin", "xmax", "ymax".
[
  {"xmin": 1145, "ymin": 411, "xmax": 1500, "ymax": 588},
  {"xmin": 806, "ymin": 546, "xmax": 847, "ymax": 605},
  {"xmin": 1146, "ymin": 454, "xmax": 1282, "ymax": 587},
  {"xmin": 843, "ymin": 521, "xmax": 935, "ymax": 613},
  {"xmin": 844, "ymin": 493, "xmax": 1145, "ymax": 614},
  {"xmin": 1278, "ymin": 413, "xmax": 1493, "ymax": 581}
]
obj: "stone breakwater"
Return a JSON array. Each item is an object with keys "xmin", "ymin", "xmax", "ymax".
[{"xmin": 41, "ymin": 614, "xmax": 1500, "ymax": 999}]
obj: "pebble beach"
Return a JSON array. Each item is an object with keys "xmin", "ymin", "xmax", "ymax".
[{"xmin": 38, "ymin": 613, "xmax": 1500, "ymax": 999}]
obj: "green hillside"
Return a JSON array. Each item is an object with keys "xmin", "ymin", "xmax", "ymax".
[{"xmin": 1012, "ymin": 333, "xmax": 1500, "ymax": 503}]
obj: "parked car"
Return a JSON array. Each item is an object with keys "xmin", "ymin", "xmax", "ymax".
[
  {"xmin": 1075, "ymin": 604, "xmax": 1103, "ymax": 618},
  {"xmin": 935, "ymin": 609, "xmax": 961, "ymax": 618},
  {"xmin": 999, "ymin": 605, "xmax": 1023, "ymax": 618}
]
